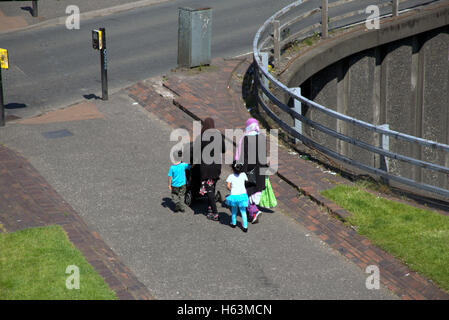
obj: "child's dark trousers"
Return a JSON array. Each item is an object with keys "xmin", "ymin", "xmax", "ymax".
[{"xmin": 171, "ymin": 185, "xmax": 186, "ymax": 211}]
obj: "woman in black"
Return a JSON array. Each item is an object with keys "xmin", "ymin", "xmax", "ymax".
[
  {"xmin": 235, "ymin": 118, "xmax": 267, "ymax": 224},
  {"xmin": 195, "ymin": 117, "xmax": 226, "ymax": 221}
]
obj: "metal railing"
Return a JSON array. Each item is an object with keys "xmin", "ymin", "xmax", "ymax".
[{"xmin": 253, "ymin": 0, "xmax": 449, "ymax": 198}]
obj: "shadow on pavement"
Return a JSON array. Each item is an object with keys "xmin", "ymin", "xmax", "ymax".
[
  {"xmin": 161, "ymin": 197, "xmax": 176, "ymax": 212},
  {"xmin": 83, "ymin": 94, "xmax": 102, "ymax": 100},
  {"xmin": 162, "ymin": 193, "xmax": 268, "ymax": 231},
  {"xmin": 20, "ymin": 7, "xmax": 33, "ymax": 17},
  {"xmin": 5, "ymin": 103, "xmax": 27, "ymax": 109}
]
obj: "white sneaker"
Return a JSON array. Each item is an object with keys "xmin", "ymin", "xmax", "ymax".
[{"xmin": 252, "ymin": 211, "xmax": 261, "ymax": 224}]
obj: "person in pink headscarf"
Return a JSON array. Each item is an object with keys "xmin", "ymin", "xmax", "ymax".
[{"xmin": 235, "ymin": 118, "xmax": 267, "ymax": 224}]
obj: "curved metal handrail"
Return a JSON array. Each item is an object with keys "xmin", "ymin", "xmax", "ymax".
[{"xmin": 252, "ymin": 0, "xmax": 449, "ymax": 198}]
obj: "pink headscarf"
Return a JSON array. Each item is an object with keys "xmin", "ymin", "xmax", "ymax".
[{"xmin": 235, "ymin": 118, "xmax": 260, "ymax": 161}]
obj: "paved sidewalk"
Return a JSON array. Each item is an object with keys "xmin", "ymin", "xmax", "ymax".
[
  {"xmin": 127, "ymin": 56, "xmax": 449, "ymax": 299},
  {"xmin": 2, "ymin": 90, "xmax": 396, "ymax": 299},
  {"xmin": 0, "ymin": 0, "xmax": 171, "ymax": 33},
  {"xmin": 0, "ymin": 142, "xmax": 152, "ymax": 300}
]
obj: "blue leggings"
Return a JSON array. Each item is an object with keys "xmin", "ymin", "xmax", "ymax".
[{"xmin": 231, "ymin": 206, "xmax": 248, "ymax": 229}]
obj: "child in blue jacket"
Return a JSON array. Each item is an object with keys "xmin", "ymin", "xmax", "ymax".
[{"xmin": 168, "ymin": 150, "xmax": 190, "ymax": 212}]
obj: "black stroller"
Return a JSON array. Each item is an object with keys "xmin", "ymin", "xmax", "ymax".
[{"xmin": 184, "ymin": 164, "xmax": 222, "ymax": 207}]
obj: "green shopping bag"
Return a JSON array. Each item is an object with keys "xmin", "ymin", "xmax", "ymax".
[{"xmin": 259, "ymin": 177, "xmax": 277, "ymax": 208}]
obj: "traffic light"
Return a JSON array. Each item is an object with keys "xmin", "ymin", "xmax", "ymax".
[
  {"xmin": 0, "ymin": 49, "xmax": 8, "ymax": 70},
  {"xmin": 91, "ymin": 28, "xmax": 108, "ymax": 100},
  {"xmin": 92, "ymin": 29, "xmax": 104, "ymax": 50}
]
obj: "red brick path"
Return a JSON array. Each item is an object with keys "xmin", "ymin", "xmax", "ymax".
[
  {"xmin": 0, "ymin": 145, "xmax": 153, "ymax": 300},
  {"xmin": 127, "ymin": 56, "xmax": 449, "ymax": 300}
]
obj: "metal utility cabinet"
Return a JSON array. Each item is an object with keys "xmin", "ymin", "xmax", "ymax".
[{"xmin": 178, "ymin": 7, "xmax": 212, "ymax": 68}]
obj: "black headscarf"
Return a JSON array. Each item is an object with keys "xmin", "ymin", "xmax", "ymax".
[{"xmin": 201, "ymin": 117, "xmax": 215, "ymax": 135}]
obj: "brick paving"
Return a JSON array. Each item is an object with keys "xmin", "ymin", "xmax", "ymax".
[
  {"xmin": 0, "ymin": 8, "xmax": 27, "ymax": 33},
  {"xmin": 15, "ymin": 101, "xmax": 105, "ymax": 125},
  {"xmin": 126, "ymin": 56, "xmax": 449, "ymax": 300},
  {"xmin": 0, "ymin": 145, "xmax": 153, "ymax": 300}
]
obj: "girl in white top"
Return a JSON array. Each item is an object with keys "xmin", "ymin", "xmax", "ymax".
[{"xmin": 225, "ymin": 162, "xmax": 249, "ymax": 232}]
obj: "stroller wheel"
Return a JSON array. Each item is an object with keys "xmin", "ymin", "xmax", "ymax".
[
  {"xmin": 185, "ymin": 190, "xmax": 193, "ymax": 206},
  {"xmin": 215, "ymin": 190, "xmax": 222, "ymax": 203}
]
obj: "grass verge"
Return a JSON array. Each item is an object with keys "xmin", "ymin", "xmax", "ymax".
[
  {"xmin": 321, "ymin": 185, "xmax": 449, "ymax": 293},
  {"xmin": 0, "ymin": 225, "xmax": 117, "ymax": 300}
]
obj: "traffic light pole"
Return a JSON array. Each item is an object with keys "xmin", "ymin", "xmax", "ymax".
[
  {"xmin": 0, "ymin": 67, "xmax": 4, "ymax": 127},
  {"xmin": 100, "ymin": 28, "xmax": 108, "ymax": 101},
  {"xmin": 32, "ymin": 0, "xmax": 38, "ymax": 17}
]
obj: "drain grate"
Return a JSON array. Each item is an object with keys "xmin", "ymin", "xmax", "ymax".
[{"xmin": 41, "ymin": 129, "xmax": 73, "ymax": 139}]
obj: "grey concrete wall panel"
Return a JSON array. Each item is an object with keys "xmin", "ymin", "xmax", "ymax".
[
  {"xmin": 384, "ymin": 39, "xmax": 416, "ymax": 180},
  {"xmin": 308, "ymin": 64, "xmax": 339, "ymax": 153},
  {"xmin": 421, "ymin": 27, "xmax": 449, "ymax": 187},
  {"xmin": 336, "ymin": 60, "xmax": 350, "ymax": 157},
  {"xmin": 346, "ymin": 50, "xmax": 377, "ymax": 167},
  {"xmin": 178, "ymin": 7, "xmax": 212, "ymax": 68},
  {"xmin": 410, "ymin": 34, "xmax": 425, "ymax": 183}
]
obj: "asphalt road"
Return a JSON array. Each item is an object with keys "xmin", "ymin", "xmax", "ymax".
[
  {"xmin": 0, "ymin": 0, "xmax": 435, "ymax": 119},
  {"xmin": 0, "ymin": 0, "xmax": 294, "ymax": 119}
]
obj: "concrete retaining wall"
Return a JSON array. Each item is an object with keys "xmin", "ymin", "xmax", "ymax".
[{"xmin": 281, "ymin": 3, "xmax": 449, "ymax": 190}]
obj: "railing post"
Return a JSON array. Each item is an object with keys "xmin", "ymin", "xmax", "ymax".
[
  {"xmin": 260, "ymin": 52, "xmax": 269, "ymax": 103},
  {"xmin": 321, "ymin": 0, "xmax": 328, "ymax": 39},
  {"xmin": 379, "ymin": 124, "xmax": 390, "ymax": 183},
  {"xmin": 392, "ymin": 0, "xmax": 399, "ymax": 17},
  {"xmin": 273, "ymin": 20, "xmax": 281, "ymax": 68},
  {"xmin": 292, "ymin": 87, "xmax": 302, "ymax": 144}
]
